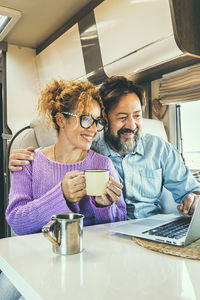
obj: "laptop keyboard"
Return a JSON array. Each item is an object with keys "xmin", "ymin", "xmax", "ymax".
[{"xmin": 142, "ymin": 218, "xmax": 191, "ymax": 239}]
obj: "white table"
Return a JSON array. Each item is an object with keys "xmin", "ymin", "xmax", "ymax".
[{"xmin": 0, "ymin": 221, "xmax": 200, "ymax": 300}]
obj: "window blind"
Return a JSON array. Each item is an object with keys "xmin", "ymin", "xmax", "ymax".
[{"xmin": 159, "ymin": 63, "xmax": 200, "ymax": 105}]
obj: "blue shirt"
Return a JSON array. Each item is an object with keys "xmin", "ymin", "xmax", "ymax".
[{"xmin": 92, "ymin": 132, "xmax": 200, "ymax": 219}]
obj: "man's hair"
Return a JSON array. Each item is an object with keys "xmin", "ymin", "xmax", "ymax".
[{"xmin": 99, "ymin": 76, "xmax": 146, "ymax": 114}]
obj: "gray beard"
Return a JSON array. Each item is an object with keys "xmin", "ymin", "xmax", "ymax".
[
  {"xmin": 105, "ymin": 129, "xmax": 139, "ymax": 156},
  {"xmin": 118, "ymin": 138, "xmax": 138, "ymax": 156}
]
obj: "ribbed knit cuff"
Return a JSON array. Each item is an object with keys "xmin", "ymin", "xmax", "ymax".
[{"xmin": 89, "ymin": 197, "xmax": 116, "ymax": 223}]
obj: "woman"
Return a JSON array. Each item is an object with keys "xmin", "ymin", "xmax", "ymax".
[{"xmin": 6, "ymin": 79, "xmax": 126, "ymax": 235}]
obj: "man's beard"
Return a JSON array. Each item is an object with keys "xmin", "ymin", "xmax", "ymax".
[{"xmin": 105, "ymin": 126, "xmax": 140, "ymax": 156}]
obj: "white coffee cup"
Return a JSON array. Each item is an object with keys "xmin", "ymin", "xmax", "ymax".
[{"xmin": 84, "ymin": 169, "xmax": 109, "ymax": 196}]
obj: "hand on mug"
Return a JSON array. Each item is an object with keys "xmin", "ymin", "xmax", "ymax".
[
  {"xmin": 61, "ymin": 170, "xmax": 86, "ymax": 203},
  {"xmin": 95, "ymin": 176, "xmax": 123, "ymax": 206}
]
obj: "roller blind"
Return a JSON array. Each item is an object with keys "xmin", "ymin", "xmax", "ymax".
[{"xmin": 159, "ymin": 63, "xmax": 200, "ymax": 105}]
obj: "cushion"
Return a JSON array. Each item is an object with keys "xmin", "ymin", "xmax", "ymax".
[
  {"xmin": 142, "ymin": 118, "xmax": 168, "ymax": 141},
  {"xmin": 30, "ymin": 119, "xmax": 57, "ymax": 147}
]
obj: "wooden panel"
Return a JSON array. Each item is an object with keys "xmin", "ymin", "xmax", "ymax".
[
  {"xmin": 132, "ymin": 56, "xmax": 200, "ymax": 84},
  {"xmin": 0, "ymin": 42, "xmax": 8, "ymax": 51},
  {"xmin": 169, "ymin": 0, "xmax": 200, "ymax": 56}
]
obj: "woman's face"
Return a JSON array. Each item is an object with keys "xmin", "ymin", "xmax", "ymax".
[{"xmin": 61, "ymin": 100, "xmax": 102, "ymax": 151}]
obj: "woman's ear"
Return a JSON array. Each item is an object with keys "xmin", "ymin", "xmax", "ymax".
[{"xmin": 55, "ymin": 113, "xmax": 65, "ymax": 129}]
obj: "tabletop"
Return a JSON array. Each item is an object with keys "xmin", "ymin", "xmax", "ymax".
[{"xmin": 0, "ymin": 221, "xmax": 200, "ymax": 300}]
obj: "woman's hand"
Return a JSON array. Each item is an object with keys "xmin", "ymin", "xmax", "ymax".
[
  {"xmin": 95, "ymin": 176, "xmax": 123, "ymax": 206},
  {"xmin": 61, "ymin": 170, "xmax": 86, "ymax": 203},
  {"xmin": 9, "ymin": 147, "xmax": 35, "ymax": 172}
]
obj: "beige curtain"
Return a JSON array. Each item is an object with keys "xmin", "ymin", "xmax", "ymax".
[{"xmin": 159, "ymin": 63, "xmax": 200, "ymax": 105}]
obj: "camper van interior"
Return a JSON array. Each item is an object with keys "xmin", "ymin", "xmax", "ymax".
[{"xmin": 0, "ymin": 0, "xmax": 200, "ymax": 299}]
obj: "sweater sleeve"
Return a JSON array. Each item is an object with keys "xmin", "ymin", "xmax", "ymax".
[
  {"xmin": 6, "ymin": 164, "xmax": 79, "ymax": 235},
  {"xmin": 89, "ymin": 158, "xmax": 127, "ymax": 224}
]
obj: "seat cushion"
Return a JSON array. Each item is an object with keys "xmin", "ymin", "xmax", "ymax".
[{"xmin": 30, "ymin": 119, "xmax": 57, "ymax": 147}]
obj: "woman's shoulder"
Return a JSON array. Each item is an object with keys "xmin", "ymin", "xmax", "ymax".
[
  {"xmin": 40, "ymin": 145, "xmax": 54, "ymax": 159},
  {"xmin": 88, "ymin": 149, "xmax": 110, "ymax": 160},
  {"xmin": 31, "ymin": 147, "xmax": 54, "ymax": 164},
  {"xmin": 88, "ymin": 150, "xmax": 112, "ymax": 166}
]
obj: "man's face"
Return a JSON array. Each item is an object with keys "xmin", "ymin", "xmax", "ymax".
[{"xmin": 105, "ymin": 93, "xmax": 143, "ymax": 155}]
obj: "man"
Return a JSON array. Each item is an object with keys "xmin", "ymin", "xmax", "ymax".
[{"xmin": 9, "ymin": 76, "xmax": 200, "ymax": 219}]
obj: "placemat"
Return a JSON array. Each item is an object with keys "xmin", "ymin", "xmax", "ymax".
[{"xmin": 132, "ymin": 237, "xmax": 200, "ymax": 260}]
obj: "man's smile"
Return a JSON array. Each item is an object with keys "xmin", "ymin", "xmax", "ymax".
[{"xmin": 118, "ymin": 128, "xmax": 137, "ymax": 139}]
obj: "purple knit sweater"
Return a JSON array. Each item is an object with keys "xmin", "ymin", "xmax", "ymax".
[{"xmin": 6, "ymin": 149, "xmax": 126, "ymax": 235}]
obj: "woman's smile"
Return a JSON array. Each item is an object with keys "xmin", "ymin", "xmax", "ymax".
[{"xmin": 81, "ymin": 133, "xmax": 95, "ymax": 142}]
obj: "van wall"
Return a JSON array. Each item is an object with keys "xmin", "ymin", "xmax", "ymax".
[
  {"xmin": 5, "ymin": 0, "xmax": 182, "ymax": 137},
  {"xmin": 36, "ymin": 24, "xmax": 86, "ymax": 88},
  {"xmin": 5, "ymin": 0, "xmax": 176, "ymax": 137},
  {"xmin": 151, "ymin": 78, "xmax": 177, "ymax": 147},
  {"xmin": 6, "ymin": 26, "xmax": 86, "ymax": 136},
  {"xmin": 6, "ymin": 44, "xmax": 39, "ymax": 134},
  {"xmin": 5, "ymin": 0, "xmax": 200, "ymax": 137},
  {"xmin": 151, "ymin": 79, "xmax": 169, "ymax": 135}
]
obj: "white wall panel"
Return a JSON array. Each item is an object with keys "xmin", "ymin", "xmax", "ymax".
[
  {"xmin": 104, "ymin": 35, "xmax": 182, "ymax": 77},
  {"xmin": 94, "ymin": 0, "xmax": 180, "ymax": 73},
  {"xmin": 36, "ymin": 24, "xmax": 86, "ymax": 88},
  {"xmin": 7, "ymin": 45, "xmax": 39, "ymax": 134}
]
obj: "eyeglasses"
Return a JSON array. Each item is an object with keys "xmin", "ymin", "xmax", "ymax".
[{"xmin": 61, "ymin": 112, "xmax": 106, "ymax": 132}]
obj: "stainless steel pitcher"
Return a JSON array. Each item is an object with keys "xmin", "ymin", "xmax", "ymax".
[{"xmin": 42, "ymin": 213, "xmax": 84, "ymax": 255}]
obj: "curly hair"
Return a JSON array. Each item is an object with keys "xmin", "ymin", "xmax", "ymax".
[
  {"xmin": 99, "ymin": 76, "xmax": 146, "ymax": 115},
  {"xmin": 37, "ymin": 79, "xmax": 106, "ymax": 131}
]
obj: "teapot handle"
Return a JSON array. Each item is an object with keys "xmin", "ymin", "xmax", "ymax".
[{"xmin": 42, "ymin": 220, "xmax": 58, "ymax": 246}]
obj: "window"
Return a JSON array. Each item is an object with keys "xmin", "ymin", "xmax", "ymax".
[
  {"xmin": 0, "ymin": 15, "xmax": 11, "ymax": 33},
  {"xmin": 0, "ymin": 7, "xmax": 21, "ymax": 42},
  {"xmin": 179, "ymin": 100, "xmax": 200, "ymax": 171}
]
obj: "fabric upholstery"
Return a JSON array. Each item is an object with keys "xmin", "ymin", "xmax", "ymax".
[{"xmin": 142, "ymin": 118, "xmax": 168, "ymax": 141}]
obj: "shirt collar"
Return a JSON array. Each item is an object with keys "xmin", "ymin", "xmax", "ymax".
[{"xmin": 134, "ymin": 134, "xmax": 144, "ymax": 156}]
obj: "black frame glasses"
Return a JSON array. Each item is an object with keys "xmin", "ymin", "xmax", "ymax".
[{"xmin": 61, "ymin": 112, "xmax": 106, "ymax": 132}]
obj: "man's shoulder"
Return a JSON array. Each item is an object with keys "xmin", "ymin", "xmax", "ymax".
[
  {"xmin": 91, "ymin": 132, "xmax": 109, "ymax": 155},
  {"xmin": 141, "ymin": 133, "xmax": 180, "ymax": 156},
  {"xmin": 141, "ymin": 132, "xmax": 168, "ymax": 145}
]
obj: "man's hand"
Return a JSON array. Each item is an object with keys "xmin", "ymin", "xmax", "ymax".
[
  {"xmin": 95, "ymin": 176, "xmax": 123, "ymax": 206},
  {"xmin": 177, "ymin": 193, "xmax": 200, "ymax": 216},
  {"xmin": 9, "ymin": 147, "xmax": 35, "ymax": 172}
]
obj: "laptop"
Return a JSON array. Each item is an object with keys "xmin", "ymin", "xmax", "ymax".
[{"xmin": 110, "ymin": 200, "xmax": 200, "ymax": 246}]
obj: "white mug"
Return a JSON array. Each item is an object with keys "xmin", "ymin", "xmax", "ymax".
[{"xmin": 84, "ymin": 169, "xmax": 109, "ymax": 196}]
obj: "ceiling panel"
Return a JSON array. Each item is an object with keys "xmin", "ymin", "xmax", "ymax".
[{"xmin": 0, "ymin": 0, "xmax": 94, "ymax": 48}]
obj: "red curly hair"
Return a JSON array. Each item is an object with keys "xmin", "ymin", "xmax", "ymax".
[{"xmin": 37, "ymin": 79, "xmax": 106, "ymax": 131}]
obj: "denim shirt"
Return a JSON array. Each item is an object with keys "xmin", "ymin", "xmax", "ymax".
[{"xmin": 92, "ymin": 132, "xmax": 200, "ymax": 219}]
